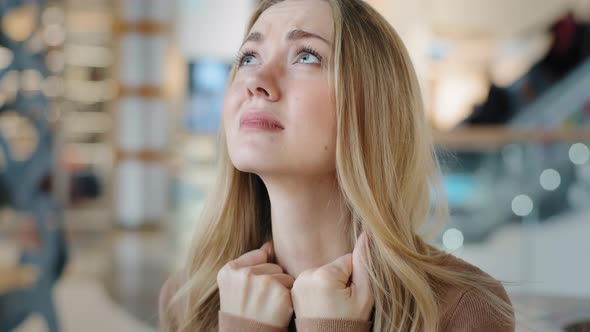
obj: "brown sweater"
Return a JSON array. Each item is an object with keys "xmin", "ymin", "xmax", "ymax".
[{"xmin": 160, "ymin": 255, "xmax": 514, "ymax": 332}]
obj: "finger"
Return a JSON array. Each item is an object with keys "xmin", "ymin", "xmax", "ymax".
[
  {"xmin": 352, "ymin": 232, "xmax": 372, "ymax": 295},
  {"xmin": 261, "ymin": 242, "xmax": 272, "ymax": 256},
  {"xmin": 321, "ymin": 253, "xmax": 353, "ymax": 286},
  {"xmin": 246, "ymin": 263, "xmax": 284, "ymax": 276},
  {"xmin": 270, "ymin": 273, "xmax": 295, "ymax": 289},
  {"xmin": 231, "ymin": 245, "xmax": 270, "ymax": 269}
]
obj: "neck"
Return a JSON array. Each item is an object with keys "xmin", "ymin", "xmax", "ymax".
[{"xmin": 260, "ymin": 172, "xmax": 352, "ymax": 277}]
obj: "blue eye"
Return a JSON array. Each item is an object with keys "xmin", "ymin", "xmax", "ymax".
[
  {"xmin": 236, "ymin": 49, "xmax": 259, "ymax": 67},
  {"xmin": 241, "ymin": 54, "xmax": 258, "ymax": 66},
  {"xmin": 296, "ymin": 46, "xmax": 323, "ymax": 65},
  {"xmin": 298, "ymin": 52, "xmax": 321, "ymax": 64}
]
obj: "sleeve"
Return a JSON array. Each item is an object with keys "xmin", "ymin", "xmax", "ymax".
[
  {"xmin": 295, "ymin": 318, "xmax": 372, "ymax": 332},
  {"xmin": 443, "ymin": 287, "xmax": 515, "ymax": 332},
  {"xmin": 218, "ymin": 311, "xmax": 288, "ymax": 332}
]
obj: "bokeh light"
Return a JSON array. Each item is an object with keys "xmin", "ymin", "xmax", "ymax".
[
  {"xmin": 443, "ymin": 228, "xmax": 464, "ymax": 251},
  {"xmin": 512, "ymin": 194, "xmax": 534, "ymax": 217},
  {"xmin": 540, "ymin": 168, "xmax": 561, "ymax": 191},
  {"xmin": 569, "ymin": 143, "xmax": 590, "ymax": 165},
  {"xmin": 0, "ymin": 47, "xmax": 14, "ymax": 70}
]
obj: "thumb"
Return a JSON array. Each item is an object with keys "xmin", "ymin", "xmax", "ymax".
[
  {"xmin": 352, "ymin": 232, "xmax": 371, "ymax": 295},
  {"xmin": 260, "ymin": 241, "xmax": 273, "ymax": 258},
  {"xmin": 323, "ymin": 253, "xmax": 353, "ymax": 287}
]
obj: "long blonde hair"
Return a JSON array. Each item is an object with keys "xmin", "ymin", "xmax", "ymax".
[{"xmin": 166, "ymin": 1, "xmax": 514, "ymax": 331}]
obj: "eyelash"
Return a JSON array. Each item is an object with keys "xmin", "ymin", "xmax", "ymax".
[
  {"xmin": 235, "ymin": 48, "xmax": 257, "ymax": 67},
  {"xmin": 299, "ymin": 46, "xmax": 323, "ymax": 63},
  {"xmin": 235, "ymin": 45, "xmax": 323, "ymax": 67}
]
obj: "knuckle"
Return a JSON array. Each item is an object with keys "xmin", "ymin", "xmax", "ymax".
[
  {"xmin": 278, "ymin": 283, "xmax": 291, "ymax": 296},
  {"xmin": 298, "ymin": 269, "xmax": 313, "ymax": 280},
  {"xmin": 239, "ymin": 268, "xmax": 253, "ymax": 279},
  {"xmin": 217, "ymin": 266, "xmax": 230, "ymax": 283},
  {"xmin": 253, "ymin": 248, "xmax": 268, "ymax": 262},
  {"xmin": 317, "ymin": 278, "xmax": 333, "ymax": 289},
  {"xmin": 292, "ymin": 276, "xmax": 313, "ymax": 292},
  {"xmin": 227, "ymin": 261, "xmax": 239, "ymax": 270},
  {"xmin": 311, "ymin": 271, "xmax": 333, "ymax": 288},
  {"xmin": 269, "ymin": 281, "xmax": 290, "ymax": 298},
  {"xmin": 258, "ymin": 274, "xmax": 272, "ymax": 287},
  {"xmin": 313, "ymin": 268, "xmax": 332, "ymax": 281}
]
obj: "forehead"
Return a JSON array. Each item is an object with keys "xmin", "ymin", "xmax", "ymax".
[{"xmin": 250, "ymin": 0, "xmax": 334, "ymax": 41}]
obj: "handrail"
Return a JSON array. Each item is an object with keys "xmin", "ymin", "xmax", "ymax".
[{"xmin": 434, "ymin": 126, "xmax": 590, "ymax": 150}]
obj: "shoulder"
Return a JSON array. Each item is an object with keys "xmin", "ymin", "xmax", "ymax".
[
  {"xmin": 159, "ymin": 274, "xmax": 182, "ymax": 331},
  {"xmin": 436, "ymin": 253, "xmax": 514, "ymax": 332}
]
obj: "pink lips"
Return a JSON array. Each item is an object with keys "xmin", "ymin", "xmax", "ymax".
[{"xmin": 240, "ymin": 112, "xmax": 285, "ymax": 132}]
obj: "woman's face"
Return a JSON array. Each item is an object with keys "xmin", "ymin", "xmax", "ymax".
[{"xmin": 223, "ymin": 0, "xmax": 336, "ymax": 178}]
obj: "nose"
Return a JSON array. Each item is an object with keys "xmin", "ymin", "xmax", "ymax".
[{"xmin": 245, "ymin": 64, "xmax": 281, "ymax": 102}]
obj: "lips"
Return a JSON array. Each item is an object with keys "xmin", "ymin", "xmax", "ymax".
[{"xmin": 239, "ymin": 111, "xmax": 285, "ymax": 131}]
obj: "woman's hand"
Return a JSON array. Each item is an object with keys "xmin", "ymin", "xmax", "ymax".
[
  {"xmin": 291, "ymin": 233, "xmax": 374, "ymax": 321},
  {"xmin": 217, "ymin": 242, "xmax": 295, "ymax": 328}
]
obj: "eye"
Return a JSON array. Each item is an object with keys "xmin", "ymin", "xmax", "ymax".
[
  {"xmin": 241, "ymin": 55, "xmax": 258, "ymax": 66},
  {"xmin": 236, "ymin": 50, "xmax": 259, "ymax": 67},
  {"xmin": 295, "ymin": 46, "xmax": 323, "ymax": 65},
  {"xmin": 298, "ymin": 52, "xmax": 321, "ymax": 64}
]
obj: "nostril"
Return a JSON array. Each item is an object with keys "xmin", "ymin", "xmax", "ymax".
[{"xmin": 256, "ymin": 87, "xmax": 270, "ymax": 96}]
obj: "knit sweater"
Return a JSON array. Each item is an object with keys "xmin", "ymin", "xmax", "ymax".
[{"xmin": 160, "ymin": 254, "xmax": 514, "ymax": 332}]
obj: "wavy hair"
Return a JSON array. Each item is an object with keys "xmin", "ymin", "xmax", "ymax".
[{"xmin": 164, "ymin": 1, "xmax": 514, "ymax": 331}]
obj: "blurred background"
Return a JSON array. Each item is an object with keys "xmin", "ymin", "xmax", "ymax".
[{"xmin": 0, "ymin": 0, "xmax": 589, "ymax": 331}]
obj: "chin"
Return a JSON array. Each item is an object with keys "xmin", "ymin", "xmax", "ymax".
[{"xmin": 229, "ymin": 151, "xmax": 281, "ymax": 175}]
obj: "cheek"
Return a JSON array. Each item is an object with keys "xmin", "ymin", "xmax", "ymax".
[
  {"xmin": 294, "ymin": 84, "xmax": 335, "ymax": 134},
  {"xmin": 290, "ymin": 83, "xmax": 337, "ymax": 155},
  {"xmin": 222, "ymin": 85, "xmax": 241, "ymax": 130}
]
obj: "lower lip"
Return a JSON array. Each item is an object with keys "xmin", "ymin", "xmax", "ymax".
[{"xmin": 240, "ymin": 120, "xmax": 284, "ymax": 132}]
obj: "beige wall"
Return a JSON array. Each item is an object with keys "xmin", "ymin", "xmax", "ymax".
[
  {"xmin": 371, "ymin": 0, "xmax": 587, "ymax": 37},
  {"xmin": 176, "ymin": 0, "xmax": 254, "ymax": 61}
]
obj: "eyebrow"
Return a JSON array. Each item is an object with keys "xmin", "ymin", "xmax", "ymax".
[{"xmin": 243, "ymin": 29, "xmax": 331, "ymax": 46}]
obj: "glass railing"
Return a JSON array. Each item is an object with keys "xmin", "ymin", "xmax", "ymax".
[
  {"xmin": 436, "ymin": 127, "xmax": 590, "ymax": 242},
  {"xmin": 435, "ymin": 126, "xmax": 590, "ymax": 330}
]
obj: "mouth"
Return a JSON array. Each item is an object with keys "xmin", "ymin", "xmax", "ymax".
[{"xmin": 239, "ymin": 111, "xmax": 285, "ymax": 132}]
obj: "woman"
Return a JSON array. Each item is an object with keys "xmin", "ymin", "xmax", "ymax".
[{"xmin": 160, "ymin": 0, "xmax": 515, "ymax": 331}]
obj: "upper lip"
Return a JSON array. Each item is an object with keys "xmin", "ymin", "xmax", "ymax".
[{"xmin": 240, "ymin": 111, "xmax": 285, "ymax": 129}]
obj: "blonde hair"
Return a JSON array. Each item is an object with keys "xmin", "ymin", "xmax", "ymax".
[{"xmin": 165, "ymin": 1, "xmax": 514, "ymax": 331}]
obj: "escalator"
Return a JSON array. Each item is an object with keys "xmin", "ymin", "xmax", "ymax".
[{"xmin": 440, "ymin": 15, "xmax": 590, "ymax": 242}]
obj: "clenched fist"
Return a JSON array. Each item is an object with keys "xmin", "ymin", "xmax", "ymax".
[
  {"xmin": 291, "ymin": 233, "xmax": 374, "ymax": 320},
  {"xmin": 217, "ymin": 242, "xmax": 296, "ymax": 328}
]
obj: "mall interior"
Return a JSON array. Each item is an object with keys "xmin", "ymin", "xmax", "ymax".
[{"xmin": 0, "ymin": 0, "xmax": 589, "ymax": 331}]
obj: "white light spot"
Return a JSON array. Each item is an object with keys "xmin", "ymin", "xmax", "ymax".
[
  {"xmin": 540, "ymin": 169, "xmax": 561, "ymax": 191},
  {"xmin": 512, "ymin": 194, "xmax": 533, "ymax": 217},
  {"xmin": 443, "ymin": 228, "xmax": 464, "ymax": 251},
  {"xmin": 43, "ymin": 24, "xmax": 65, "ymax": 46},
  {"xmin": 569, "ymin": 143, "xmax": 590, "ymax": 165},
  {"xmin": 0, "ymin": 47, "xmax": 14, "ymax": 70}
]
